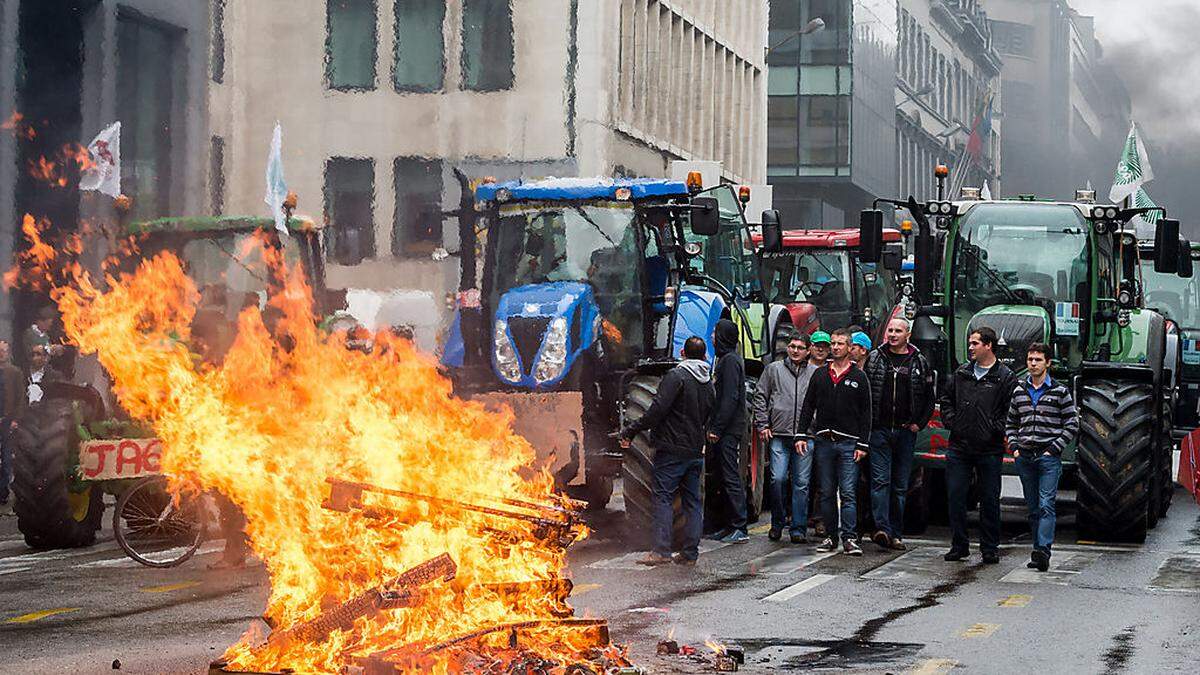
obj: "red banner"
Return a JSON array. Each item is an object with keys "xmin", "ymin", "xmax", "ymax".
[
  {"xmin": 1181, "ymin": 430, "xmax": 1200, "ymax": 505},
  {"xmin": 78, "ymin": 438, "xmax": 162, "ymax": 480}
]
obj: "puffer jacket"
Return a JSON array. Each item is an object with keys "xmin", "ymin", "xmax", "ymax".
[
  {"xmin": 752, "ymin": 358, "xmax": 817, "ymax": 437},
  {"xmin": 864, "ymin": 344, "xmax": 936, "ymax": 428}
]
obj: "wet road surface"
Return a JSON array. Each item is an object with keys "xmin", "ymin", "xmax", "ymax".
[{"xmin": 1, "ymin": 481, "xmax": 1198, "ymax": 674}]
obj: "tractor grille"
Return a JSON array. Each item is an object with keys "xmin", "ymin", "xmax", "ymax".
[
  {"xmin": 507, "ymin": 316, "xmax": 551, "ymax": 375},
  {"xmin": 968, "ymin": 312, "xmax": 1048, "ymax": 365}
]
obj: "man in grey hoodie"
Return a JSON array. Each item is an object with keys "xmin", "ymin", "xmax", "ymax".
[
  {"xmin": 753, "ymin": 333, "xmax": 818, "ymax": 543},
  {"xmin": 620, "ymin": 337, "xmax": 716, "ymax": 566}
]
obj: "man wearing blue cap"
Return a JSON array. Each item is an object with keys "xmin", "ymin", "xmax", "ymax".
[{"xmin": 849, "ymin": 331, "xmax": 872, "ymax": 370}]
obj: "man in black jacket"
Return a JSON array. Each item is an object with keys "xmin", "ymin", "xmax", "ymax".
[
  {"xmin": 707, "ymin": 319, "xmax": 748, "ymax": 543},
  {"xmin": 620, "ymin": 337, "xmax": 715, "ymax": 566},
  {"xmin": 940, "ymin": 326, "xmax": 1017, "ymax": 564},
  {"xmin": 864, "ymin": 317, "xmax": 935, "ymax": 551},
  {"xmin": 796, "ymin": 329, "xmax": 872, "ymax": 556}
]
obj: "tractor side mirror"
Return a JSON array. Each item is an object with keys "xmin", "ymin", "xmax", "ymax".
[
  {"xmin": 761, "ymin": 209, "xmax": 783, "ymax": 253},
  {"xmin": 881, "ymin": 244, "xmax": 904, "ymax": 272},
  {"xmin": 689, "ymin": 197, "xmax": 720, "ymax": 236},
  {"xmin": 1155, "ymin": 218, "xmax": 1181, "ymax": 274},
  {"xmin": 859, "ymin": 210, "xmax": 884, "ymax": 263},
  {"xmin": 1180, "ymin": 239, "xmax": 1194, "ymax": 278}
]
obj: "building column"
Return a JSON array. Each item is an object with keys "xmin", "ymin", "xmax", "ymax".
[{"xmin": 0, "ymin": 0, "xmax": 20, "ymax": 339}]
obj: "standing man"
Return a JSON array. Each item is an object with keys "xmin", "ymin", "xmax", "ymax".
[
  {"xmin": 0, "ymin": 341, "xmax": 25, "ymax": 506},
  {"xmin": 1007, "ymin": 343, "xmax": 1077, "ymax": 572},
  {"xmin": 808, "ymin": 331, "xmax": 831, "ymax": 366},
  {"xmin": 796, "ymin": 329, "xmax": 872, "ymax": 555},
  {"xmin": 941, "ymin": 327, "xmax": 1016, "ymax": 564},
  {"xmin": 708, "ymin": 319, "xmax": 749, "ymax": 543},
  {"xmin": 753, "ymin": 334, "xmax": 818, "ymax": 543},
  {"xmin": 850, "ymin": 331, "xmax": 872, "ymax": 370},
  {"xmin": 864, "ymin": 318, "xmax": 935, "ymax": 551},
  {"xmin": 619, "ymin": 337, "xmax": 715, "ymax": 566}
]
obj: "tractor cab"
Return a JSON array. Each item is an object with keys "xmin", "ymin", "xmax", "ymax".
[
  {"xmin": 753, "ymin": 228, "xmax": 903, "ymax": 338},
  {"xmin": 1139, "ymin": 239, "xmax": 1200, "ymax": 433}
]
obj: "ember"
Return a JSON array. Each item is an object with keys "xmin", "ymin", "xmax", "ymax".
[{"xmin": 25, "ymin": 232, "xmax": 631, "ymax": 673}]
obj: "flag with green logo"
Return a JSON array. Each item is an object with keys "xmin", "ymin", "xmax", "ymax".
[
  {"xmin": 1109, "ymin": 122, "xmax": 1154, "ymax": 203},
  {"xmin": 1131, "ymin": 186, "xmax": 1160, "ymax": 238}
]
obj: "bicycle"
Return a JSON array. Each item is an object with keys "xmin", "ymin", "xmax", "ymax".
[{"xmin": 112, "ymin": 474, "xmax": 205, "ymax": 568}]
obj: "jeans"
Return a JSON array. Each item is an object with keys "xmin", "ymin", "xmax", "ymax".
[
  {"xmin": 815, "ymin": 438, "xmax": 859, "ymax": 542},
  {"xmin": 1016, "ymin": 452, "xmax": 1062, "ymax": 556},
  {"xmin": 0, "ymin": 424, "xmax": 11, "ymax": 503},
  {"xmin": 714, "ymin": 434, "xmax": 747, "ymax": 532},
  {"xmin": 946, "ymin": 449, "xmax": 1002, "ymax": 555},
  {"xmin": 869, "ymin": 428, "xmax": 917, "ymax": 539},
  {"xmin": 651, "ymin": 450, "xmax": 704, "ymax": 560},
  {"xmin": 768, "ymin": 436, "xmax": 813, "ymax": 535}
]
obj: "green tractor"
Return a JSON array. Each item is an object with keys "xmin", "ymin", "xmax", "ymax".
[
  {"xmin": 11, "ymin": 215, "xmax": 327, "ymax": 549},
  {"xmin": 1139, "ymin": 238, "xmax": 1200, "ymax": 441},
  {"xmin": 442, "ymin": 169, "xmax": 793, "ymax": 536},
  {"xmin": 859, "ymin": 190, "xmax": 1186, "ymax": 542}
]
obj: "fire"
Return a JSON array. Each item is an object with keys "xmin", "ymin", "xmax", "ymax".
[
  {"xmin": 1, "ymin": 111, "xmax": 37, "ymax": 140},
  {"xmin": 35, "ymin": 237, "xmax": 619, "ymax": 672},
  {"xmin": 24, "ymin": 143, "xmax": 98, "ymax": 188}
]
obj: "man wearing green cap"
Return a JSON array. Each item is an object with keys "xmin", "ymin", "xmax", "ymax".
[{"xmin": 808, "ymin": 331, "xmax": 831, "ymax": 367}]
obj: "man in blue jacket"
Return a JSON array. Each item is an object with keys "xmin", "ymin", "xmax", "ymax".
[{"xmin": 708, "ymin": 319, "xmax": 749, "ymax": 543}]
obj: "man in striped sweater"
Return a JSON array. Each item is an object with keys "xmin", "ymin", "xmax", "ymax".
[{"xmin": 1005, "ymin": 342, "xmax": 1078, "ymax": 572}]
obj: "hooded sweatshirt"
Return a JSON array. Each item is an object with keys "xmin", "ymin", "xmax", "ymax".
[
  {"xmin": 709, "ymin": 319, "xmax": 746, "ymax": 439},
  {"xmin": 622, "ymin": 358, "xmax": 715, "ymax": 457}
]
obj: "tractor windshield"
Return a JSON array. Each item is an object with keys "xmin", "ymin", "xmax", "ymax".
[
  {"xmin": 760, "ymin": 249, "xmax": 853, "ymax": 325},
  {"xmin": 490, "ymin": 201, "xmax": 639, "ymax": 293},
  {"xmin": 684, "ymin": 186, "xmax": 754, "ymax": 298},
  {"xmin": 951, "ymin": 203, "xmax": 1089, "ymax": 317},
  {"xmin": 1141, "ymin": 260, "xmax": 1200, "ymax": 329},
  {"xmin": 179, "ymin": 233, "xmax": 304, "ymax": 320}
]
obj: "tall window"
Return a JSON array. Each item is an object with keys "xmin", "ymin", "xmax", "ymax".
[
  {"xmin": 394, "ymin": 0, "xmax": 445, "ymax": 92},
  {"xmin": 117, "ymin": 15, "xmax": 178, "ymax": 221},
  {"xmin": 325, "ymin": 158, "xmax": 376, "ymax": 265},
  {"xmin": 392, "ymin": 158, "xmax": 443, "ymax": 257},
  {"xmin": 210, "ymin": 136, "xmax": 225, "ymax": 215},
  {"xmin": 326, "ymin": 0, "xmax": 377, "ymax": 90},
  {"xmin": 212, "ymin": 0, "xmax": 226, "ymax": 83},
  {"xmin": 461, "ymin": 0, "xmax": 514, "ymax": 91}
]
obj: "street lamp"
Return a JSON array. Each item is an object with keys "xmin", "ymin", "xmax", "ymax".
[
  {"xmin": 896, "ymin": 83, "xmax": 934, "ymax": 108},
  {"xmin": 766, "ymin": 18, "xmax": 826, "ymax": 57}
]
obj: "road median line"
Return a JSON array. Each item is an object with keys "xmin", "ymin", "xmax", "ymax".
[{"xmin": 5, "ymin": 607, "xmax": 80, "ymax": 624}]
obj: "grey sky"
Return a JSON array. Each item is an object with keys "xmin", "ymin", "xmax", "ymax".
[{"xmin": 1071, "ymin": 0, "xmax": 1200, "ymax": 151}]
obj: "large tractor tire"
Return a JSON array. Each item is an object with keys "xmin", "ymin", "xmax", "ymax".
[
  {"xmin": 1159, "ymin": 398, "xmax": 1175, "ymax": 519},
  {"xmin": 1076, "ymin": 379, "xmax": 1153, "ymax": 544},
  {"xmin": 621, "ymin": 374, "xmax": 702, "ymax": 547},
  {"xmin": 12, "ymin": 398, "xmax": 104, "ymax": 549}
]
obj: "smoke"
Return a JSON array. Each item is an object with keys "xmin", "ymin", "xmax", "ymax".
[{"xmin": 1073, "ymin": 0, "xmax": 1200, "ymax": 230}]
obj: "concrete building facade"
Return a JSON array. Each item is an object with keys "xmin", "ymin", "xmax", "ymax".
[
  {"xmin": 212, "ymin": 0, "xmax": 769, "ymax": 347},
  {"xmin": 896, "ymin": 0, "xmax": 1002, "ymax": 202},
  {"xmin": 767, "ymin": 0, "xmax": 898, "ymax": 229},
  {"xmin": 986, "ymin": 0, "xmax": 1130, "ymax": 201}
]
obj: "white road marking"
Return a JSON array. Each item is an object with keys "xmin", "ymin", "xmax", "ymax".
[
  {"xmin": 862, "ymin": 547, "xmax": 947, "ymax": 581},
  {"xmin": 0, "ymin": 566, "xmax": 32, "ymax": 576},
  {"xmin": 78, "ymin": 541, "xmax": 224, "ymax": 568},
  {"xmin": 998, "ymin": 551, "xmax": 1103, "ymax": 585},
  {"xmin": 744, "ymin": 548, "xmax": 838, "ymax": 575},
  {"xmin": 1148, "ymin": 554, "xmax": 1200, "ymax": 593},
  {"xmin": 589, "ymin": 540, "xmax": 731, "ymax": 570},
  {"xmin": 763, "ymin": 573, "xmax": 836, "ymax": 602}
]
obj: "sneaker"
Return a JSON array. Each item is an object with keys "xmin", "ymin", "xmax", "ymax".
[
  {"xmin": 871, "ymin": 530, "xmax": 891, "ymax": 550},
  {"xmin": 768, "ymin": 527, "xmax": 782, "ymax": 542},
  {"xmin": 704, "ymin": 528, "xmax": 733, "ymax": 542},
  {"xmin": 943, "ymin": 549, "xmax": 969, "ymax": 562},
  {"xmin": 843, "ymin": 539, "xmax": 863, "ymax": 556},
  {"xmin": 637, "ymin": 552, "xmax": 673, "ymax": 567},
  {"xmin": 790, "ymin": 534, "xmax": 808, "ymax": 545},
  {"xmin": 982, "ymin": 552, "xmax": 1000, "ymax": 565},
  {"xmin": 721, "ymin": 530, "xmax": 750, "ymax": 544},
  {"xmin": 1032, "ymin": 549, "xmax": 1049, "ymax": 572},
  {"xmin": 1026, "ymin": 561, "xmax": 1038, "ymax": 569},
  {"xmin": 888, "ymin": 538, "xmax": 907, "ymax": 551},
  {"xmin": 672, "ymin": 553, "xmax": 697, "ymax": 566},
  {"xmin": 815, "ymin": 537, "xmax": 837, "ymax": 553}
]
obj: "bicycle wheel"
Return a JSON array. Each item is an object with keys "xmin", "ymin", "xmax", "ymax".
[{"xmin": 114, "ymin": 475, "xmax": 204, "ymax": 568}]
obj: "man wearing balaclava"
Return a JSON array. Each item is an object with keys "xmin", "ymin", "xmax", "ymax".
[{"xmin": 707, "ymin": 318, "xmax": 749, "ymax": 543}]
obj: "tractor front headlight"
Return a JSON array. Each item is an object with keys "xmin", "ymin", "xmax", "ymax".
[
  {"xmin": 534, "ymin": 318, "xmax": 569, "ymax": 384},
  {"xmin": 493, "ymin": 320, "xmax": 522, "ymax": 383}
]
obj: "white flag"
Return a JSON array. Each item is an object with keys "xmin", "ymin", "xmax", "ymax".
[
  {"xmin": 1109, "ymin": 122, "xmax": 1154, "ymax": 204},
  {"xmin": 79, "ymin": 122, "xmax": 121, "ymax": 198},
  {"xmin": 980, "ymin": 181, "xmax": 992, "ymax": 201},
  {"xmin": 264, "ymin": 122, "xmax": 288, "ymax": 235}
]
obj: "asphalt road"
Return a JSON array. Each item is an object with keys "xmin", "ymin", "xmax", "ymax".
[{"xmin": 1, "ymin": 479, "xmax": 1197, "ymax": 674}]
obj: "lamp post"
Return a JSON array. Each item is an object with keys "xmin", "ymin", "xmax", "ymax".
[
  {"xmin": 765, "ymin": 18, "xmax": 826, "ymax": 58},
  {"xmin": 896, "ymin": 83, "xmax": 935, "ymax": 108}
]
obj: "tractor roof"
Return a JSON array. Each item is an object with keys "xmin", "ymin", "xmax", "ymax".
[
  {"xmin": 750, "ymin": 228, "xmax": 902, "ymax": 249},
  {"xmin": 475, "ymin": 177, "xmax": 690, "ymax": 203},
  {"xmin": 123, "ymin": 215, "xmax": 319, "ymax": 236}
]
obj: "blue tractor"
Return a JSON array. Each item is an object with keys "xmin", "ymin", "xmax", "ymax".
[{"xmin": 441, "ymin": 172, "xmax": 793, "ymax": 535}]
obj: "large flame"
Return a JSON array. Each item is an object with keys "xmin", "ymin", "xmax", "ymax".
[{"xmin": 40, "ymin": 238, "xmax": 599, "ymax": 672}]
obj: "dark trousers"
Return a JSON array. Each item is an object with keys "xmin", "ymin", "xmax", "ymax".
[
  {"xmin": 714, "ymin": 434, "xmax": 747, "ymax": 532},
  {"xmin": 1016, "ymin": 453, "xmax": 1062, "ymax": 556},
  {"xmin": 946, "ymin": 449, "xmax": 1002, "ymax": 555},
  {"xmin": 869, "ymin": 428, "xmax": 917, "ymax": 539},
  {"xmin": 815, "ymin": 438, "xmax": 859, "ymax": 542},
  {"xmin": 0, "ymin": 423, "xmax": 11, "ymax": 503},
  {"xmin": 651, "ymin": 450, "xmax": 704, "ymax": 561}
]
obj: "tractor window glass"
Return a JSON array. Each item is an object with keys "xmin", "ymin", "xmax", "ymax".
[
  {"xmin": 180, "ymin": 234, "xmax": 303, "ymax": 320},
  {"xmin": 687, "ymin": 186, "xmax": 753, "ymax": 297},
  {"xmin": 1142, "ymin": 263, "xmax": 1200, "ymax": 328},
  {"xmin": 951, "ymin": 204, "xmax": 1088, "ymax": 317}
]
